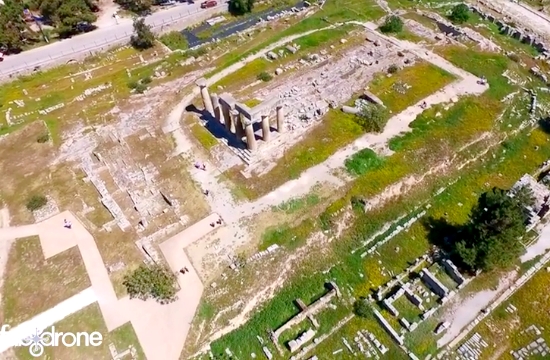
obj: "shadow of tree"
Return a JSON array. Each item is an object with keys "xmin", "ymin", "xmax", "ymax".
[
  {"xmin": 422, "ymin": 216, "xmax": 473, "ymax": 268},
  {"xmin": 538, "ymin": 117, "xmax": 550, "ymax": 134}
]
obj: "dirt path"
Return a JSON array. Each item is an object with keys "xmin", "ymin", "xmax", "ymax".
[{"xmin": 437, "ymin": 271, "xmax": 517, "ymax": 348}]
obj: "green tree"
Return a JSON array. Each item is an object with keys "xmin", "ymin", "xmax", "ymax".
[
  {"xmin": 353, "ymin": 299, "xmax": 372, "ymax": 318},
  {"xmin": 35, "ymin": 0, "xmax": 97, "ymax": 37},
  {"xmin": 354, "ymin": 103, "xmax": 388, "ymax": 133},
  {"xmin": 123, "ymin": 264, "xmax": 178, "ymax": 303},
  {"xmin": 379, "ymin": 15, "xmax": 403, "ymax": 34},
  {"xmin": 0, "ymin": 0, "xmax": 29, "ymax": 52},
  {"xmin": 228, "ymin": 0, "xmax": 254, "ymax": 15},
  {"xmin": 453, "ymin": 187, "xmax": 527, "ymax": 271},
  {"xmin": 115, "ymin": 0, "xmax": 152, "ymax": 14},
  {"xmin": 130, "ymin": 17, "xmax": 155, "ymax": 49},
  {"xmin": 449, "ymin": 4, "xmax": 470, "ymax": 24}
]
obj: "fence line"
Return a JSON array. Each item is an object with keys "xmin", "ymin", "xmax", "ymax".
[{"xmin": 0, "ymin": 6, "xmax": 219, "ymax": 78}]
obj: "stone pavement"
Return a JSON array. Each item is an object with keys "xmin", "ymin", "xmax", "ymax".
[{"xmin": 0, "ymin": 210, "xmax": 221, "ymax": 360}]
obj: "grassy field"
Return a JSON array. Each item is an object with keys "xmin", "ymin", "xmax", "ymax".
[
  {"xmin": 368, "ymin": 62, "xmax": 455, "ymax": 114},
  {"xmin": 14, "ymin": 304, "xmax": 145, "ymax": 360},
  {"xmin": 2, "ymin": 236, "xmax": 90, "ymax": 326}
]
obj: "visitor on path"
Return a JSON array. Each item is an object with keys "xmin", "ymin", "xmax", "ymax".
[
  {"xmin": 63, "ymin": 219, "xmax": 72, "ymax": 229},
  {"xmin": 216, "ymin": 218, "xmax": 222, "ymax": 225},
  {"xmin": 204, "ymin": 189, "xmax": 210, "ymax": 196},
  {"xmin": 210, "ymin": 222, "xmax": 215, "ymax": 227},
  {"xmin": 184, "ymin": 267, "xmax": 189, "ymax": 272},
  {"xmin": 201, "ymin": 163, "xmax": 206, "ymax": 171},
  {"xmin": 180, "ymin": 268, "xmax": 186, "ymax": 274}
]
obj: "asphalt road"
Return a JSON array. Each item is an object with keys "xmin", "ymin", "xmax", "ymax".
[{"xmin": 0, "ymin": 2, "xmax": 228, "ymax": 79}]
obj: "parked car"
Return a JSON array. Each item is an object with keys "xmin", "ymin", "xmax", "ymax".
[
  {"xmin": 200, "ymin": 0, "xmax": 217, "ymax": 8},
  {"xmin": 76, "ymin": 22, "xmax": 96, "ymax": 33}
]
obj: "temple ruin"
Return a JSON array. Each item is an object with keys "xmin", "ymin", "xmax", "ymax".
[{"xmin": 196, "ymin": 78, "xmax": 285, "ymax": 151}]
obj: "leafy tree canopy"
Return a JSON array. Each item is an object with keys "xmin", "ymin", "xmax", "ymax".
[
  {"xmin": 228, "ymin": 0, "xmax": 254, "ymax": 15},
  {"xmin": 130, "ymin": 17, "xmax": 155, "ymax": 49},
  {"xmin": 0, "ymin": 0, "xmax": 31, "ymax": 52},
  {"xmin": 449, "ymin": 4, "xmax": 470, "ymax": 24},
  {"xmin": 379, "ymin": 15, "xmax": 403, "ymax": 34},
  {"xmin": 354, "ymin": 103, "xmax": 388, "ymax": 133},
  {"xmin": 115, "ymin": 0, "xmax": 153, "ymax": 14},
  {"xmin": 453, "ymin": 187, "xmax": 530, "ymax": 271},
  {"xmin": 123, "ymin": 263, "xmax": 178, "ymax": 303}
]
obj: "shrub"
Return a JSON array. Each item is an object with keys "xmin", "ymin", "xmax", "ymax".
[
  {"xmin": 353, "ymin": 299, "xmax": 372, "ymax": 317},
  {"xmin": 229, "ymin": 0, "xmax": 254, "ymax": 15},
  {"xmin": 115, "ymin": 0, "xmax": 152, "ymax": 14},
  {"xmin": 449, "ymin": 4, "xmax": 470, "ymax": 24},
  {"xmin": 123, "ymin": 264, "xmax": 178, "ymax": 303},
  {"xmin": 353, "ymin": 103, "xmax": 389, "ymax": 133},
  {"xmin": 257, "ymin": 71, "xmax": 273, "ymax": 82},
  {"xmin": 36, "ymin": 133, "xmax": 50, "ymax": 143},
  {"xmin": 379, "ymin": 15, "xmax": 403, "ymax": 34},
  {"xmin": 189, "ymin": 47, "xmax": 208, "ymax": 58},
  {"xmin": 508, "ymin": 53, "xmax": 520, "ymax": 63},
  {"xmin": 159, "ymin": 31, "xmax": 188, "ymax": 50},
  {"xmin": 130, "ymin": 18, "xmax": 155, "ymax": 50},
  {"xmin": 26, "ymin": 195, "xmax": 48, "ymax": 211},
  {"xmin": 127, "ymin": 80, "xmax": 139, "ymax": 89},
  {"xmin": 128, "ymin": 80, "xmax": 148, "ymax": 93},
  {"xmin": 387, "ymin": 64, "xmax": 399, "ymax": 74},
  {"xmin": 134, "ymin": 83, "xmax": 148, "ymax": 94},
  {"xmin": 345, "ymin": 148, "xmax": 385, "ymax": 176}
]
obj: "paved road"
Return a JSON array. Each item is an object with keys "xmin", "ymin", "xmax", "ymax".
[{"xmin": 0, "ymin": 2, "xmax": 228, "ymax": 79}]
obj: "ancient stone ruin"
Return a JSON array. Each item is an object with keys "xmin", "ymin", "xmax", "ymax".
[{"xmin": 196, "ymin": 77, "xmax": 285, "ymax": 151}]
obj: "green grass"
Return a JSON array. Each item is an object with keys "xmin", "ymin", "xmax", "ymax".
[
  {"xmin": 213, "ymin": 26, "xmax": 353, "ymax": 90},
  {"xmin": 368, "ymin": 62, "xmax": 456, "ymax": 114},
  {"xmin": 0, "ymin": 45, "xmax": 202, "ymax": 136},
  {"xmin": 2, "ymin": 236, "xmax": 91, "ymax": 326},
  {"xmin": 159, "ymin": 31, "xmax": 189, "ymax": 50},
  {"xmin": 345, "ymin": 148, "xmax": 385, "ymax": 176},
  {"xmin": 14, "ymin": 304, "xmax": 145, "ymax": 360},
  {"xmin": 260, "ymin": 219, "xmax": 316, "ymax": 251},
  {"xmin": 227, "ymin": 110, "xmax": 363, "ymax": 198},
  {"xmin": 393, "ymin": 295, "xmax": 423, "ymax": 323},
  {"xmin": 189, "ymin": 123, "xmax": 219, "ymax": 150},
  {"xmin": 209, "ymin": 280, "xmax": 338, "ymax": 358},
  {"xmin": 274, "ymin": 194, "xmax": 321, "ymax": 214}
]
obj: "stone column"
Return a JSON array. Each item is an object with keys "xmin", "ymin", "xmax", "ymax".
[
  {"xmin": 276, "ymin": 105, "xmax": 285, "ymax": 133},
  {"xmin": 245, "ymin": 123, "xmax": 257, "ymax": 150},
  {"xmin": 235, "ymin": 113, "xmax": 245, "ymax": 141},
  {"xmin": 211, "ymin": 93, "xmax": 221, "ymax": 122},
  {"xmin": 196, "ymin": 78, "xmax": 213, "ymax": 114},
  {"xmin": 261, "ymin": 115, "xmax": 270, "ymax": 142},
  {"xmin": 222, "ymin": 104, "xmax": 232, "ymax": 131}
]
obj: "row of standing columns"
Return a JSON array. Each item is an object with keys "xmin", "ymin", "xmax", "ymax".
[{"xmin": 196, "ymin": 79, "xmax": 285, "ymax": 151}]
